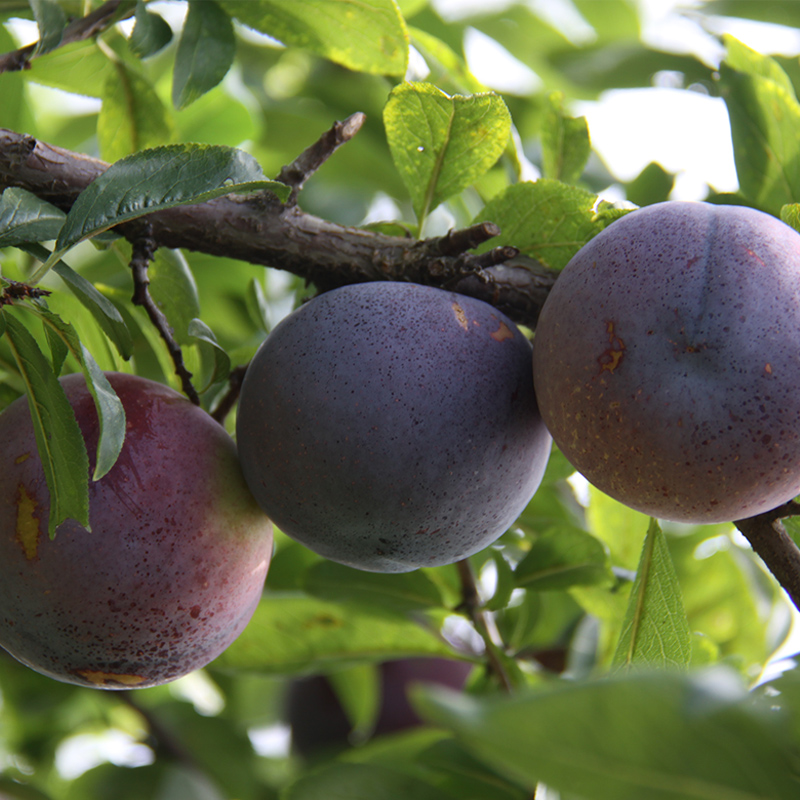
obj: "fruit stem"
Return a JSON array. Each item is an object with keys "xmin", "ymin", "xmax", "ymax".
[{"xmin": 455, "ymin": 558, "xmax": 515, "ymax": 692}]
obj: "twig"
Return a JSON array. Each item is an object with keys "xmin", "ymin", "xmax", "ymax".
[
  {"xmin": 0, "ymin": 127, "xmax": 559, "ymax": 330},
  {"xmin": 129, "ymin": 227, "xmax": 200, "ymax": 405},
  {"xmin": 277, "ymin": 112, "xmax": 367, "ymax": 205},
  {"xmin": 0, "ymin": 0, "xmax": 130, "ymax": 73},
  {"xmin": 210, "ymin": 364, "xmax": 248, "ymax": 424},
  {"xmin": 455, "ymin": 558, "xmax": 515, "ymax": 692},
  {"xmin": 735, "ymin": 501, "xmax": 800, "ymax": 612}
]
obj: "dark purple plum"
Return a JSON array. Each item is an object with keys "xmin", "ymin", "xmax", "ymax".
[
  {"xmin": 236, "ymin": 281, "xmax": 552, "ymax": 572},
  {"xmin": 533, "ymin": 200, "xmax": 800, "ymax": 523},
  {"xmin": 0, "ymin": 373, "xmax": 273, "ymax": 689}
]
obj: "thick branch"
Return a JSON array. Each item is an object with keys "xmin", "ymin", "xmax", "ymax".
[
  {"xmin": 735, "ymin": 501, "xmax": 800, "ymax": 612},
  {"xmin": 0, "ymin": 128, "xmax": 558, "ymax": 329}
]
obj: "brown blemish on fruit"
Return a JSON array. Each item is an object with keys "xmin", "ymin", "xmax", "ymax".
[
  {"xmin": 16, "ymin": 485, "xmax": 41, "ymax": 560},
  {"xmin": 490, "ymin": 320, "xmax": 514, "ymax": 342},
  {"xmin": 598, "ymin": 321, "xmax": 625, "ymax": 374},
  {"xmin": 76, "ymin": 670, "xmax": 147, "ymax": 686},
  {"xmin": 452, "ymin": 302, "xmax": 468, "ymax": 331}
]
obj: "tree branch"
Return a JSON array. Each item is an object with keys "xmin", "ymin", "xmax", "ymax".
[
  {"xmin": 0, "ymin": 0, "xmax": 132, "ymax": 74},
  {"xmin": 0, "ymin": 127, "xmax": 558, "ymax": 330},
  {"xmin": 735, "ymin": 501, "xmax": 800, "ymax": 613}
]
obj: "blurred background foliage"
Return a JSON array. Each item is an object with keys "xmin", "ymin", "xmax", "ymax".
[{"xmin": 2, "ymin": 1, "xmax": 800, "ymax": 798}]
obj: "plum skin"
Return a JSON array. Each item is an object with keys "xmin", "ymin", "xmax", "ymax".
[
  {"xmin": 533, "ymin": 200, "xmax": 800, "ymax": 523},
  {"xmin": 0, "ymin": 372, "xmax": 273, "ymax": 689},
  {"xmin": 236, "ymin": 281, "xmax": 552, "ymax": 573}
]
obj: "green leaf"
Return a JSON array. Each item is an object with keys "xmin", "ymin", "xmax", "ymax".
[
  {"xmin": 780, "ymin": 203, "xmax": 800, "ymax": 234},
  {"xmin": 303, "ymin": 560, "xmax": 445, "ymax": 612},
  {"xmin": 226, "ymin": 0, "xmax": 408, "ymax": 77},
  {"xmin": 211, "ymin": 593, "xmax": 454, "ymax": 675},
  {"xmin": 328, "ymin": 663, "xmax": 381, "ymax": 739},
  {"xmin": 148, "ymin": 249, "xmax": 201, "ymax": 345},
  {"xmin": 474, "ymin": 180, "xmax": 605, "ymax": 270},
  {"xmin": 384, "ymin": 83, "xmax": 511, "ymax": 226},
  {"xmin": 187, "ymin": 317, "xmax": 230, "ymax": 389},
  {"xmin": 25, "ymin": 39, "xmax": 115, "ymax": 98},
  {"xmin": 24, "ymin": 305, "xmax": 126, "ymax": 481},
  {"xmin": 2, "ymin": 310, "xmax": 89, "ymax": 537},
  {"xmin": 29, "ymin": 0, "xmax": 66, "ymax": 56},
  {"xmin": 414, "ymin": 668, "xmax": 800, "ymax": 800},
  {"xmin": 586, "ymin": 486, "xmax": 650, "ymax": 570},
  {"xmin": 129, "ymin": 0, "xmax": 173, "ymax": 58},
  {"xmin": 19, "ymin": 242, "xmax": 133, "ymax": 360},
  {"xmin": 625, "ymin": 162, "xmax": 675, "ymax": 207},
  {"xmin": 514, "ymin": 526, "xmax": 614, "ymax": 591},
  {"xmin": 0, "ymin": 187, "xmax": 66, "ymax": 247},
  {"xmin": 408, "ymin": 28, "xmax": 485, "ymax": 95},
  {"xmin": 42, "ymin": 144, "xmax": 289, "ymax": 274},
  {"xmin": 540, "ymin": 91, "xmax": 591, "ymax": 184},
  {"xmin": 718, "ymin": 36, "xmax": 800, "ymax": 214},
  {"xmin": 172, "ymin": 0, "xmax": 235, "ymax": 110},
  {"xmin": 612, "ymin": 519, "xmax": 692, "ymax": 671},
  {"xmin": 284, "ymin": 763, "xmax": 455, "ymax": 800},
  {"xmin": 98, "ymin": 62, "xmax": 173, "ymax": 162}
]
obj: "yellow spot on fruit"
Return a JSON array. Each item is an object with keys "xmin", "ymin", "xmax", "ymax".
[
  {"xmin": 765, "ymin": 363, "xmax": 773, "ymax": 375},
  {"xmin": 76, "ymin": 670, "xmax": 147, "ymax": 686},
  {"xmin": 15, "ymin": 453, "xmax": 30, "ymax": 464},
  {"xmin": 452, "ymin": 302, "xmax": 468, "ymax": 331},
  {"xmin": 490, "ymin": 320, "xmax": 514, "ymax": 342},
  {"xmin": 16, "ymin": 485, "xmax": 41, "ymax": 560},
  {"xmin": 598, "ymin": 321, "xmax": 626, "ymax": 374}
]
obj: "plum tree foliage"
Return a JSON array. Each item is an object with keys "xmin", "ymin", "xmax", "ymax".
[{"xmin": 2, "ymin": 1, "xmax": 800, "ymax": 799}]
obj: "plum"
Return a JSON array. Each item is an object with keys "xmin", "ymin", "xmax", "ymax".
[
  {"xmin": 236, "ymin": 281, "xmax": 552, "ymax": 572},
  {"xmin": 0, "ymin": 372, "xmax": 273, "ymax": 689},
  {"xmin": 287, "ymin": 657, "xmax": 473, "ymax": 757},
  {"xmin": 533, "ymin": 200, "xmax": 800, "ymax": 523}
]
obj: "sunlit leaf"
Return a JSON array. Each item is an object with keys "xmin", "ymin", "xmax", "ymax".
[
  {"xmin": 226, "ymin": 0, "xmax": 408, "ymax": 77},
  {"xmin": 384, "ymin": 82, "xmax": 511, "ymax": 225},
  {"xmin": 541, "ymin": 91, "xmax": 590, "ymax": 184},
  {"xmin": 612, "ymin": 519, "xmax": 692, "ymax": 670}
]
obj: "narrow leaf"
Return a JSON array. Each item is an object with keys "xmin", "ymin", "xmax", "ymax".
[
  {"xmin": 98, "ymin": 62, "xmax": 173, "ymax": 162},
  {"xmin": 541, "ymin": 91, "xmax": 591, "ymax": 184},
  {"xmin": 2, "ymin": 310, "xmax": 89, "ymax": 536},
  {"xmin": 187, "ymin": 317, "xmax": 230, "ymax": 389},
  {"xmin": 384, "ymin": 83, "xmax": 511, "ymax": 225},
  {"xmin": 211, "ymin": 593, "xmax": 454, "ymax": 675},
  {"xmin": 29, "ymin": 0, "xmax": 65, "ymax": 56},
  {"xmin": 226, "ymin": 0, "xmax": 408, "ymax": 77},
  {"xmin": 612, "ymin": 519, "xmax": 692, "ymax": 670},
  {"xmin": 43, "ymin": 144, "xmax": 289, "ymax": 273},
  {"xmin": 25, "ymin": 305, "xmax": 126, "ymax": 481},
  {"xmin": 129, "ymin": 0, "xmax": 173, "ymax": 58},
  {"xmin": 149, "ymin": 249, "xmax": 201, "ymax": 345},
  {"xmin": 21, "ymin": 243, "xmax": 133, "ymax": 360},
  {"xmin": 0, "ymin": 187, "xmax": 65, "ymax": 247},
  {"xmin": 415, "ymin": 668, "xmax": 800, "ymax": 800},
  {"xmin": 172, "ymin": 0, "xmax": 235, "ymax": 110}
]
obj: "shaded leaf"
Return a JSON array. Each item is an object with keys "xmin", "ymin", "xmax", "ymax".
[
  {"xmin": 211, "ymin": 593, "xmax": 454, "ymax": 675},
  {"xmin": 148, "ymin": 249, "xmax": 201, "ymax": 344},
  {"xmin": 514, "ymin": 526, "xmax": 613, "ymax": 591},
  {"xmin": 303, "ymin": 560, "xmax": 444, "ymax": 612},
  {"xmin": 44, "ymin": 144, "xmax": 289, "ymax": 272},
  {"xmin": 227, "ymin": 0, "xmax": 408, "ymax": 77},
  {"xmin": 129, "ymin": 0, "xmax": 173, "ymax": 58},
  {"xmin": 187, "ymin": 317, "xmax": 230, "ymax": 389},
  {"xmin": 384, "ymin": 82, "xmax": 511, "ymax": 225},
  {"xmin": 30, "ymin": 0, "xmax": 65, "ymax": 56},
  {"xmin": 172, "ymin": 0, "xmax": 235, "ymax": 110},
  {"xmin": 612, "ymin": 519, "xmax": 692, "ymax": 670},
  {"xmin": 0, "ymin": 187, "xmax": 65, "ymax": 247},
  {"xmin": 415, "ymin": 668, "xmax": 800, "ymax": 800},
  {"xmin": 2, "ymin": 310, "xmax": 89, "ymax": 536}
]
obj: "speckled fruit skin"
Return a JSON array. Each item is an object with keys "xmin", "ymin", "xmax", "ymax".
[
  {"xmin": 0, "ymin": 373, "xmax": 273, "ymax": 689},
  {"xmin": 533, "ymin": 200, "xmax": 800, "ymax": 523},
  {"xmin": 236, "ymin": 281, "xmax": 552, "ymax": 573}
]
